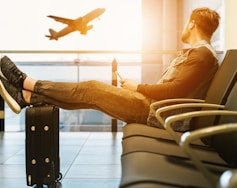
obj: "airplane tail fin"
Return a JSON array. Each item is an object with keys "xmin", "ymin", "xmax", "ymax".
[{"xmin": 45, "ymin": 29, "xmax": 58, "ymax": 40}]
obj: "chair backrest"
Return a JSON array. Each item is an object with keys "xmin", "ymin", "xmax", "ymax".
[
  {"xmin": 205, "ymin": 49, "xmax": 237, "ymax": 105},
  {"xmin": 211, "ymin": 81, "xmax": 237, "ymax": 166},
  {"xmin": 192, "ymin": 49, "xmax": 237, "ymax": 130}
]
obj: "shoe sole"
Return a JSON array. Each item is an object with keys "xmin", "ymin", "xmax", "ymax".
[
  {"xmin": 0, "ymin": 80, "xmax": 21, "ymax": 114},
  {"xmin": 0, "ymin": 70, "xmax": 7, "ymax": 80}
]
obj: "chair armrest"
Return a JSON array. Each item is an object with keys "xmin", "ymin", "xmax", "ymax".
[
  {"xmin": 155, "ymin": 103, "xmax": 225, "ymax": 126},
  {"xmin": 181, "ymin": 122, "xmax": 237, "ymax": 146},
  {"xmin": 150, "ymin": 98, "xmax": 205, "ymax": 115},
  {"xmin": 164, "ymin": 110, "xmax": 237, "ymax": 143},
  {"xmin": 218, "ymin": 169, "xmax": 237, "ymax": 188},
  {"xmin": 179, "ymin": 122, "xmax": 237, "ymax": 187}
]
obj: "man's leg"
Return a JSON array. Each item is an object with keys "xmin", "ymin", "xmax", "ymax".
[
  {"xmin": 0, "ymin": 56, "xmax": 151, "ymax": 123},
  {"xmin": 31, "ymin": 80, "xmax": 151, "ymax": 124}
]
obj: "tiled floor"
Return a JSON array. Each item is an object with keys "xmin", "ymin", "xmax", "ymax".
[{"xmin": 0, "ymin": 131, "xmax": 123, "ymax": 188}]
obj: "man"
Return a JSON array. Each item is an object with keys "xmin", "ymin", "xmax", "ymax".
[{"xmin": 0, "ymin": 7, "xmax": 220, "ymax": 131}]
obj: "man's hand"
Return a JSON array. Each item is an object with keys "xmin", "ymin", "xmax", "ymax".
[{"xmin": 120, "ymin": 79, "xmax": 138, "ymax": 91}]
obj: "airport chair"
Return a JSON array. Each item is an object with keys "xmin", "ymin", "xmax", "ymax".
[
  {"xmin": 120, "ymin": 122, "xmax": 237, "ymax": 188},
  {"xmin": 122, "ymin": 49, "xmax": 237, "ymax": 141},
  {"xmin": 120, "ymin": 95, "xmax": 237, "ymax": 187},
  {"xmin": 160, "ymin": 107, "xmax": 237, "ymax": 187},
  {"xmin": 120, "ymin": 76, "xmax": 237, "ymax": 187},
  {"xmin": 153, "ymin": 82, "xmax": 237, "ymax": 187}
]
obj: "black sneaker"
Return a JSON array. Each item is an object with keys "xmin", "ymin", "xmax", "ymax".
[
  {"xmin": 0, "ymin": 77, "xmax": 27, "ymax": 114},
  {"xmin": 0, "ymin": 56, "xmax": 27, "ymax": 89}
]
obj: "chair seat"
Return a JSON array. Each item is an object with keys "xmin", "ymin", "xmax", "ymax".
[{"xmin": 120, "ymin": 152, "xmax": 230, "ymax": 188}]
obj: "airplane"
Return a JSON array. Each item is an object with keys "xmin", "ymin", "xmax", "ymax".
[{"xmin": 45, "ymin": 8, "xmax": 105, "ymax": 40}]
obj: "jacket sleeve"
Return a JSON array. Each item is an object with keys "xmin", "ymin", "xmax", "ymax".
[{"xmin": 137, "ymin": 47, "xmax": 218, "ymax": 101}]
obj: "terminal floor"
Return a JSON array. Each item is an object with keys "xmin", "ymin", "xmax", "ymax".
[{"xmin": 0, "ymin": 131, "xmax": 122, "ymax": 188}]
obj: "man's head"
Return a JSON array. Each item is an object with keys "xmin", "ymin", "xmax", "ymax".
[{"xmin": 181, "ymin": 7, "xmax": 220, "ymax": 44}]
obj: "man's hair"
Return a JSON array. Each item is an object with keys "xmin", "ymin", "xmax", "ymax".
[{"xmin": 190, "ymin": 7, "xmax": 220, "ymax": 38}]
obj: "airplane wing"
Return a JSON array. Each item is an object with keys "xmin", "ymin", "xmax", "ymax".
[{"xmin": 47, "ymin": 15, "xmax": 74, "ymax": 25}]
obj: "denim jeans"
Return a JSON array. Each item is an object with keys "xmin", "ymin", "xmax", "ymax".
[{"xmin": 30, "ymin": 80, "xmax": 151, "ymax": 124}]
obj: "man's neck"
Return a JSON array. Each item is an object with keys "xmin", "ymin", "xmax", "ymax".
[{"xmin": 189, "ymin": 35, "xmax": 211, "ymax": 47}]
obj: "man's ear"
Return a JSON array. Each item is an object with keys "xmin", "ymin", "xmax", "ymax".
[{"xmin": 189, "ymin": 20, "xmax": 195, "ymax": 29}]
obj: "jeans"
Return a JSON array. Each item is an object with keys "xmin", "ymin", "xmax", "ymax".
[{"xmin": 30, "ymin": 80, "xmax": 151, "ymax": 124}]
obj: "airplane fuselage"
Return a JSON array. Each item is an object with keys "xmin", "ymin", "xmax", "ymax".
[{"xmin": 46, "ymin": 8, "xmax": 105, "ymax": 40}]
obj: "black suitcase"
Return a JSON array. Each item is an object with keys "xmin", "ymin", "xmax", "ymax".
[{"xmin": 25, "ymin": 105, "xmax": 62, "ymax": 188}]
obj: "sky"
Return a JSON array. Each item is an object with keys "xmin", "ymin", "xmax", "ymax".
[{"xmin": 0, "ymin": 0, "xmax": 141, "ymax": 51}]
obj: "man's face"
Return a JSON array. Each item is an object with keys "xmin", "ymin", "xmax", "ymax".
[{"xmin": 181, "ymin": 18, "xmax": 191, "ymax": 43}]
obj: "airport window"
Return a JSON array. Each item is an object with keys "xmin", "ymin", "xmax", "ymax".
[
  {"xmin": 0, "ymin": 0, "xmax": 225, "ymax": 132},
  {"xmin": 0, "ymin": 0, "xmax": 142, "ymax": 131}
]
